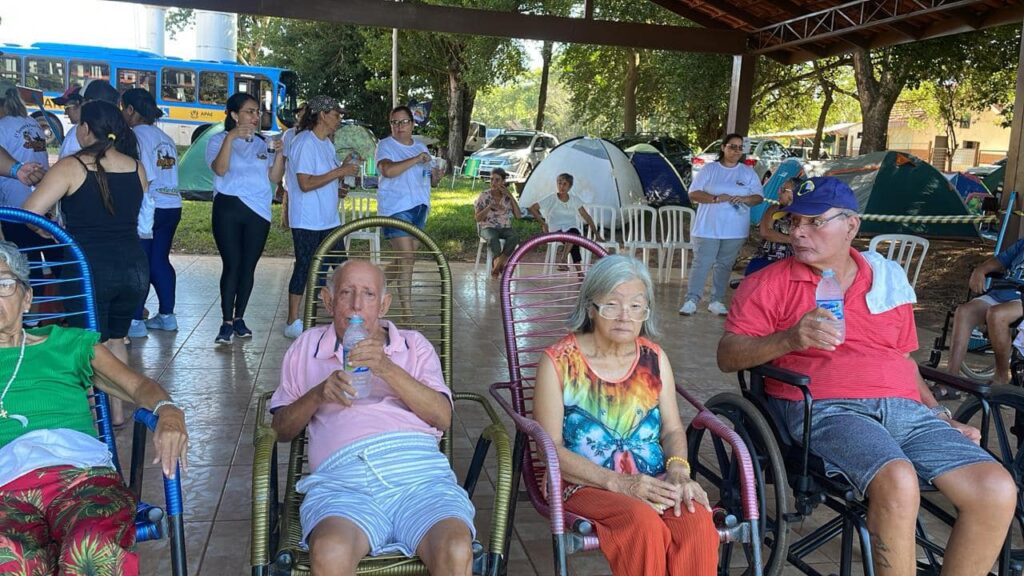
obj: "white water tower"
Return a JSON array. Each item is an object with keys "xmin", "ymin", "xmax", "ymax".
[
  {"xmin": 135, "ymin": 5, "xmax": 166, "ymax": 56},
  {"xmin": 196, "ymin": 10, "xmax": 238, "ymax": 62}
]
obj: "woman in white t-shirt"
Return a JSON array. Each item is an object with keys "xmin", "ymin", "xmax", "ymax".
[
  {"xmin": 121, "ymin": 88, "xmax": 181, "ymax": 338},
  {"xmin": 679, "ymin": 133, "xmax": 763, "ymax": 317},
  {"xmin": 0, "ymin": 81, "xmax": 54, "ymax": 279},
  {"xmin": 282, "ymin": 95, "xmax": 358, "ymax": 339},
  {"xmin": 374, "ymin": 106, "xmax": 442, "ymax": 311},
  {"xmin": 205, "ymin": 92, "xmax": 286, "ymax": 345},
  {"xmin": 527, "ymin": 173, "xmax": 601, "ymax": 269}
]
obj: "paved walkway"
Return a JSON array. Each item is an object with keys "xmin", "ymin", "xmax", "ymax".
[{"xmin": 122, "ymin": 254, "xmax": 941, "ymax": 576}]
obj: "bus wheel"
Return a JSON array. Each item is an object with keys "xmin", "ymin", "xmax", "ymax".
[
  {"xmin": 31, "ymin": 112, "xmax": 64, "ymax": 146},
  {"xmin": 191, "ymin": 124, "xmax": 213, "ymax": 144}
]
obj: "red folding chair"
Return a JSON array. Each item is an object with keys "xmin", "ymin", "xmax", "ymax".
[{"xmin": 489, "ymin": 232, "xmax": 763, "ymax": 575}]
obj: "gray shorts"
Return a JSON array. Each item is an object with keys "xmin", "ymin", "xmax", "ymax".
[{"xmin": 770, "ymin": 397, "xmax": 994, "ymax": 498}]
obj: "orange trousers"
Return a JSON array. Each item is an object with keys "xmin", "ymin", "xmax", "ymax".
[{"xmin": 565, "ymin": 486, "xmax": 719, "ymax": 576}]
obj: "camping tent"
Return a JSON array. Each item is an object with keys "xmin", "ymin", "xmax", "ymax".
[
  {"xmin": 519, "ymin": 137, "xmax": 644, "ymax": 219},
  {"xmin": 808, "ymin": 151, "xmax": 978, "ymax": 238},
  {"xmin": 945, "ymin": 171, "xmax": 988, "ymax": 199},
  {"xmin": 334, "ymin": 121, "xmax": 378, "ymax": 163},
  {"xmin": 625, "ymin": 143, "xmax": 689, "ymax": 207},
  {"xmin": 178, "ymin": 123, "xmax": 225, "ymax": 201}
]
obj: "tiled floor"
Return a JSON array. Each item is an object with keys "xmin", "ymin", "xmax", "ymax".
[{"xmin": 122, "ymin": 253, "xmax": 951, "ymax": 576}]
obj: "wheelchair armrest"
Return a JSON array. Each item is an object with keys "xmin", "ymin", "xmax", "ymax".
[
  {"xmin": 489, "ymin": 381, "xmax": 567, "ymax": 537},
  {"xmin": 749, "ymin": 364, "xmax": 811, "ymax": 390},
  {"xmin": 452, "ymin": 392, "xmax": 514, "ymax": 558},
  {"xmin": 918, "ymin": 364, "xmax": 991, "ymax": 398}
]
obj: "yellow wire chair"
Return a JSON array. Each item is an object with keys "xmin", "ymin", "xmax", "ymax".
[{"xmin": 251, "ymin": 217, "xmax": 513, "ymax": 576}]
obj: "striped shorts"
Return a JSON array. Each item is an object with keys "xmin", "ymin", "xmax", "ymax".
[{"xmin": 297, "ymin": 432, "xmax": 476, "ymax": 557}]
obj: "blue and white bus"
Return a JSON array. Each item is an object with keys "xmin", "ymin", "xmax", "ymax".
[{"xmin": 0, "ymin": 42, "xmax": 299, "ymax": 146}]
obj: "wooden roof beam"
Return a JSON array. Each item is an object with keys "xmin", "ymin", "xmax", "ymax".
[{"xmin": 108, "ymin": 0, "xmax": 747, "ymax": 54}]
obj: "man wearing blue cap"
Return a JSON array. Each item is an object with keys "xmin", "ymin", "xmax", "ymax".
[{"xmin": 717, "ymin": 176, "xmax": 1015, "ymax": 576}]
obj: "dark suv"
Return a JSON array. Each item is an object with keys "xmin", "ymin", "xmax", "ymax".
[{"xmin": 611, "ymin": 133, "xmax": 695, "ymax": 187}]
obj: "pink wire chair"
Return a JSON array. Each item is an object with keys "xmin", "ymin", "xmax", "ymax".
[{"xmin": 488, "ymin": 232, "xmax": 763, "ymax": 576}]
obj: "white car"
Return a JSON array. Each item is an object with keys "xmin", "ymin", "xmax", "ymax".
[
  {"xmin": 690, "ymin": 138, "xmax": 792, "ymax": 185},
  {"xmin": 469, "ymin": 130, "xmax": 558, "ymax": 183}
]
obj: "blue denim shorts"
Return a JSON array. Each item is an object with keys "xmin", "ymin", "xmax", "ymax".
[
  {"xmin": 770, "ymin": 397, "xmax": 994, "ymax": 498},
  {"xmin": 382, "ymin": 204, "xmax": 429, "ymax": 239}
]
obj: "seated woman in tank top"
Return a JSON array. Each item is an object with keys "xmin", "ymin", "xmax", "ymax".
[{"xmin": 24, "ymin": 100, "xmax": 150, "ymax": 427}]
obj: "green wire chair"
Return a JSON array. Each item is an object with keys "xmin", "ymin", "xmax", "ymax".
[{"xmin": 251, "ymin": 217, "xmax": 513, "ymax": 576}]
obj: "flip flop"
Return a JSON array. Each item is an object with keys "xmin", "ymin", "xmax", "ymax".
[{"xmin": 931, "ymin": 385, "xmax": 962, "ymax": 401}]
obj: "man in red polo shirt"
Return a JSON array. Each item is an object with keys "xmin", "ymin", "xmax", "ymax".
[{"xmin": 718, "ymin": 177, "xmax": 1015, "ymax": 576}]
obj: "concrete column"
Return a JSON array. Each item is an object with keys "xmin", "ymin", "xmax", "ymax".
[
  {"xmin": 726, "ymin": 54, "xmax": 756, "ymax": 136},
  {"xmin": 1004, "ymin": 19, "xmax": 1024, "ymax": 242}
]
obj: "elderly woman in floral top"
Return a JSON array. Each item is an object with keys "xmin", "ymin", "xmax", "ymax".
[{"xmin": 474, "ymin": 167, "xmax": 522, "ymax": 278}]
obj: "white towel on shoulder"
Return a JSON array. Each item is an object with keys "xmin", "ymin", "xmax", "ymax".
[{"xmin": 863, "ymin": 250, "xmax": 917, "ymax": 314}]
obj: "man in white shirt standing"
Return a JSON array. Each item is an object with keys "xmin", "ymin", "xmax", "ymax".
[{"xmin": 283, "ymin": 95, "xmax": 359, "ymax": 339}]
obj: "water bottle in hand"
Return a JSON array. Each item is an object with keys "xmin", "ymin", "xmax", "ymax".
[
  {"xmin": 343, "ymin": 152, "xmax": 359, "ymax": 188},
  {"xmin": 815, "ymin": 269, "xmax": 846, "ymax": 344},
  {"xmin": 342, "ymin": 315, "xmax": 372, "ymax": 399}
]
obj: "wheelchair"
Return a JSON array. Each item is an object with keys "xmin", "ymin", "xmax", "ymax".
[{"xmin": 687, "ymin": 361, "xmax": 1024, "ymax": 576}]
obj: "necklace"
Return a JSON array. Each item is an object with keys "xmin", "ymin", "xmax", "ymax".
[{"xmin": 0, "ymin": 329, "xmax": 28, "ymax": 427}]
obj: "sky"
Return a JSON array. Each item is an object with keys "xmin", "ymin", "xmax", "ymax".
[{"xmin": 0, "ymin": 0, "xmax": 542, "ymax": 65}]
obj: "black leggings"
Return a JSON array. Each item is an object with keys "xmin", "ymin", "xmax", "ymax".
[{"xmin": 212, "ymin": 194, "xmax": 270, "ymax": 322}]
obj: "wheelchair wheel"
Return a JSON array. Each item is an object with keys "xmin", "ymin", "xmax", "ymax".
[
  {"xmin": 961, "ymin": 357, "xmax": 997, "ymax": 381},
  {"xmin": 954, "ymin": 386, "xmax": 1024, "ymax": 573},
  {"xmin": 688, "ymin": 392, "xmax": 789, "ymax": 576}
]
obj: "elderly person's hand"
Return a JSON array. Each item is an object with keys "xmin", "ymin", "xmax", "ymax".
[
  {"xmin": 787, "ymin": 308, "xmax": 841, "ymax": 352},
  {"xmin": 969, "ymin": 267, "xmax": 987, "ymax": 295},
  {"xmin": 347, "ymin": 335, "xmax": 391, "ymax": 374},
  {"xmin": 152, "ymin": 407, "xmax": 189, "ymax": 478},
  {"xmin": 612, "ymin": 473, "xmax": 681, "ymax": 513},
  {"xmin": 948, "ymin": 418, "xmax": 982, "ymax": 444},
  {"xmin": 318, "ymin": 370, "xmax": 356, "ymax": 407}
]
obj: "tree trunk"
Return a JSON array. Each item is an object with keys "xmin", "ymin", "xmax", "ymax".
[
  {"xmin": 447, "ymin": 69, "xmax": 465, "ymax": 171},
  {"xmin": 812, "ymin": 88, "xmax": 833, "ymax": 160},
  {"xmin": 535, "ymin": 40, "xmax": 553, "ymax": 130},
  {"xmin": 851, "ymin": 48, "xmax": 903, "ymax": 154},
  {"xmin": 623, "ymin": 50, "xmax": 639, "ymax": 136}
]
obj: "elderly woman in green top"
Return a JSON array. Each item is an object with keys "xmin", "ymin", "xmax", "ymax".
[{"xmin": 0, "ymin": 240, "xmax": 188, "ymax": 575}]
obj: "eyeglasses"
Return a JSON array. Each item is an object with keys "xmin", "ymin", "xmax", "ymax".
[
  {"xmin": 0, "ymin": 278, "xmax": 25, "ymax": 298},
  {"xmin": 592, "ymin": 301, "xmax": 650, "ymax": 322},
  {"xmin": 64, "ymin": 104, "xmax": 80, "ymax": 112},
  {"xmin": 790, "ymin": 212, "xmax": 849, "ymax": 231},
  {"xmin": 724, "ymin": 144, "xmax": 744, "ymax": 151},
  {"xmin": 389, "ymin": 119, "xmax": 413, "ymax": 127}
]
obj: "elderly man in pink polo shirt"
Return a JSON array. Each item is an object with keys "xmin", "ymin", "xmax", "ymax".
[
  {"xmin": 718, "ymin": 177, "xmax": 1016, "ymax": 576},
  {"xmin": 270, "ymin": 259, "xmax": 474, "ymax": 576}
]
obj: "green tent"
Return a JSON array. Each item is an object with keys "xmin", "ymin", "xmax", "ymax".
[
  {"xmin": 817, "ymin": 150, "xmax": 979, "ymax": 238},
  {"xmin": 334, "ymin": 121, "xmax": 378, "ymax": 165},
  {"xmin": 178, "ymin": 123, "xmax": 223, "ymax": 201},
  {"xmin": 983, "ymin": 165, "xmax": 1005, "ymax": 195}
]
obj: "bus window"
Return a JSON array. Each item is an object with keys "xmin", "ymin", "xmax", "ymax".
[
  {"xmin": 162, "ymin": 68, "xmax": 196, "ymax": 103},
  {"xmin": 0, "ymin": 57, "xmax": 20, "ymax": 84},
  {"xmin": 117, "ymin": 68, "xmax": 157, "ymax": 94},
  {"xmin": 25, "ymin": 57, "xmax": 65, "ymax": 92},
  {"xmin": 199, "ymin": 71, "xmax": 228, "ymax": 105},
  {"xmin": 69, "ymin": 60, "xmax": 110, "ymax": 85}
]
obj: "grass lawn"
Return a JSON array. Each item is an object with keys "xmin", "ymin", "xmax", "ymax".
[{"xmin": 173, "ymin": 178, "xmax": 542, "ymax": 261}]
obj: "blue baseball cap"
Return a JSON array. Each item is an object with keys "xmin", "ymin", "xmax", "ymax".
[{"xmin": 784, "ymin": 176, "xmax": 858, "ymax": 216}]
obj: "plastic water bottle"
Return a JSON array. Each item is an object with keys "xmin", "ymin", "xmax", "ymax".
[
  {"xmin": 343, "ymin": 152, "xmax": 359, "ymax": 188},
  {"xmin": 422, "ymin": 156, "xmax": 434, "ymax": 188},
  {"xmin": 342, "ymin": 315, "xmax": 372, "ymax": 398},
  {"xmin": 815, "ymin": 269, "xmax": 846, "ymax": 344}
]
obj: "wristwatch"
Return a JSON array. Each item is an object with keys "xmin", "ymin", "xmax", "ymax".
[
  {"xmin": 930, "ymin": 405, "xmax": 953, "ymax": 420},
  {"xmin": 152, "ymin": 400, "xmax": 181, "ymax": 416}
]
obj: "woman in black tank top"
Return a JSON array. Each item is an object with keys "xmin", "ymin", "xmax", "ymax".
[{"xmin": 25, "ymin": 100, "xmax": 149, "ymax": 425}]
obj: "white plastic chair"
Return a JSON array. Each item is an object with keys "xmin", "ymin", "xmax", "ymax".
[
  {"xmin": 868, "ymin": 233, "xmax": 930, "ymax": 288},
  {"xmin": 658, "ymin": 206, "xmax": 696, "ymax": 283},
  {"xmin": 582, "ymin": 203, "xmax": 620, "ymax": 255},
  {"xmin": 341, "ymin": 191, "xmax": 381, "ymax": 263},
  {"xmin": 542, "ymin": 212, "xmax": 586, "ymax": 273},
  {"xmin": 474, "ymin": 225, "xmax": 505, "ymax": 277},
  {"xmin": 621, "ymin": 204, "xmax": 662, "ymax": 268}
]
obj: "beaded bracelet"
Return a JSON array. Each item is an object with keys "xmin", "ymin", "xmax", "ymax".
[
  {"xmin": 9, "ymin": 161, "xmax": 23, "ymax": 179},
  {"xmin": 665, "ymin": 456, "xmax": 690, "ymax": 474}
]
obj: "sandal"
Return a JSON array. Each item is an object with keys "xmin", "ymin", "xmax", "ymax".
[{"xmin": 931, "ymin": 385, "xmax": 962, "ymax": 401}]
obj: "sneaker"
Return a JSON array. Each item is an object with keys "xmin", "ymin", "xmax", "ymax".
[
  {"xmin": 145, "ymin": 313, "xmax": 178, "ymax": 332},
  {"xmin": 128, "ymin": 319, "xmax": 148, "ymax": 338},
  {"xmin": 678, "ymin": 300, "xmax": 698, "ymax": 316},
  {"xmin": 232, "ymin": 318, "xmax": 253, "ymax": 338},
  {"xmin": 284, "ymin": 319, "xmax": 303, "ymax": 339},
  {"xmin": 708, "ymin": 301, "xmax": 729, "ymax": 316},
  {"xmin": 215, "ymin": 323, "xmax": 233, "ymax": 345}
]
